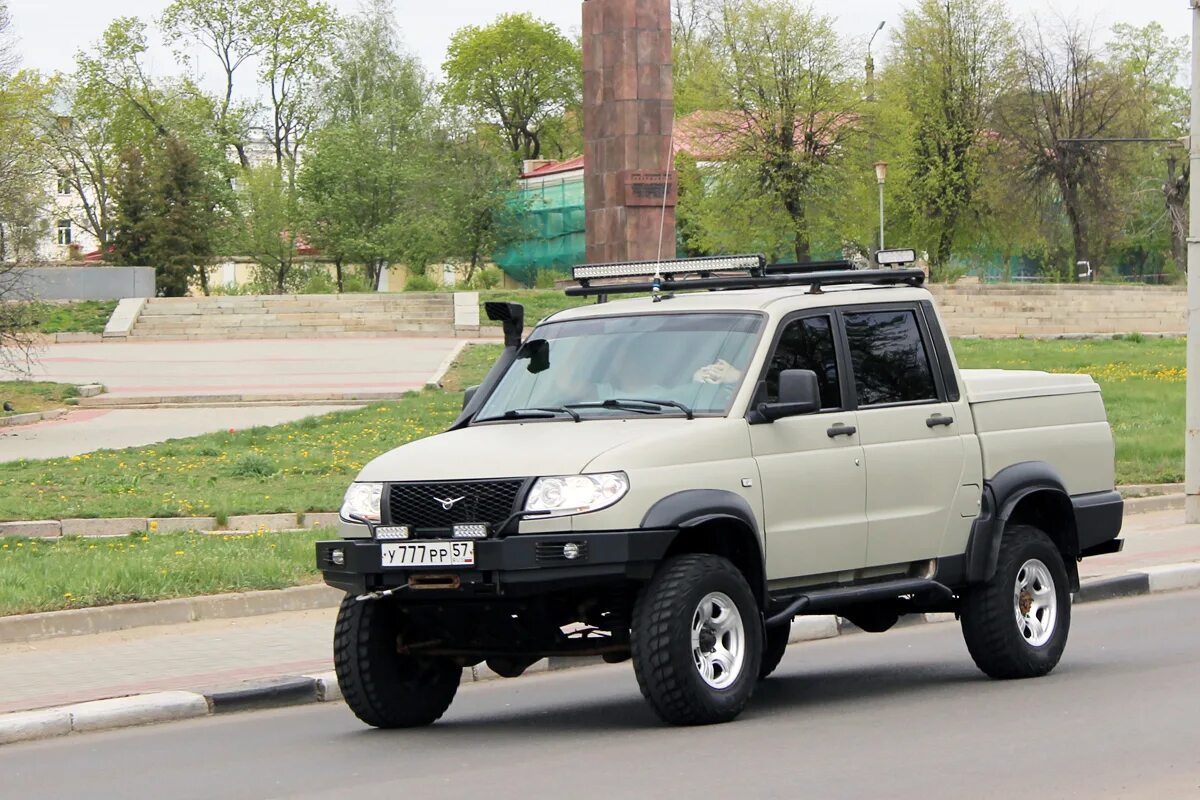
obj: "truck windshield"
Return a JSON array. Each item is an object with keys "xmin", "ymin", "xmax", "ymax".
[{"xmin": 475, "ymin": 312, "xmax": 762, "ymax": 421}]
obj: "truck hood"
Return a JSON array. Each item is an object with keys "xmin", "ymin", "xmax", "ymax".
[{"xmin": 356, "ymin": 418, "xmax": 739, "ymax": 482}]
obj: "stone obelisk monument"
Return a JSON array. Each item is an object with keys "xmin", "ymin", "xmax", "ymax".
[{"xmin": 581, "ymin": 0, "xmax": 676, "ymax": 264}]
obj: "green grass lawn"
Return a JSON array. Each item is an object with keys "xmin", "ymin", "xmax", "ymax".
[
  {"xmin": 32, "ymin": 300, "xmax": 118, "ymax": 334},
  {"xmin": 0, "ymin": 337, "xmax": 1184, "ymax": 524},
  {"xmin": 0, "ymin": 529, "xmax": 326, "ymax": 615},
  {"xmin": 0, "ymin": 382, "xmax": 80, "ymax": 416},
  {"xmin": 954, "ymin": 336, "xmax": 1183, "ymax": 485},
  {"xmin": 0, "ymin": 336, "xmax": 1184, "ymax": 615}
]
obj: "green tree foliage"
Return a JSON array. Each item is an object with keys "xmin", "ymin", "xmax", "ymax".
[
  {"xmin": 434, "ymin": 132, "xmax": 529, "ymax": 283},
  {"xmin": 702, "ymin": 0, "xmax": 862, "ymax": 262},
  {"xmin": 443, "ymin": 13, "xmax": 580, "ymax": 160},
  {"xmin": 111, "ymin": 147, "xmax": 155, "ymax": 267},
  {"xmin": 239, "ymin": 164, "xmax": 303, "ymax": 292},
  {"xmin": 298, "ymin": 0, "xmax": 433, "ymax": 289},
  {"xmin": 160, "ymin": 0, "xmax": 260, "ymax": 167},
  {"xmin": 890, "ymin": 0, "xmax": 1014, "ymax": 280},
  {"xmin": 112, "ymin": 138, "xmax": 219, "ymax": 296},
  {"xmin": 0, "ymin": 68, "xmax": 49, "ymax": 262},
  {"xmin": 249, "ymin": 0, "xmax": 337, "ymax": 172}
]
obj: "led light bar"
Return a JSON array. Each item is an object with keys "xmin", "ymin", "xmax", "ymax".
[
  {"xmin": 452, "ymin": 523, "xmax": 489, "ymax": 539},
  {"xmin": 374, "ymin": 525, "xmax": 410, "ymax": 540},
  {"xmin": 572, "ymin": 254, "xmax": 765, "ymax": 282},
  {"xmin": 875, "ymin": 248, "xmax": 917, "ymax": 266}
]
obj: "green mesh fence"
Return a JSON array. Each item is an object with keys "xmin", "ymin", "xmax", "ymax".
[{"xmin": 495, "ymin": 177, "xmax": 586, "ymax": 285}]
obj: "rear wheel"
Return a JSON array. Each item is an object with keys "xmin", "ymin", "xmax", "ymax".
[
  {"xmin": 334, "ymin": 594, "xmax": 462, "ymax": 728},
  {"xmin": 631, "ymin": 554, "xmax": 762, "ymax": 725},
  {"xmin": 759, "ymin": 623, "xmax": 790, "ymax": 679},
  {"xmin": 960, "ymin": 525, "xmax": 1071, "ymax": 679}
]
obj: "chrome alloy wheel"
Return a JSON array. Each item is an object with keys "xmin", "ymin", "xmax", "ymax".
[
  {"xmin": 691, "ymin": 591, "xmax": 746, "ymax": 689},
  {"xmin": 1013, "ymin": 558, "xmax": 1057, "ymax": 647}
]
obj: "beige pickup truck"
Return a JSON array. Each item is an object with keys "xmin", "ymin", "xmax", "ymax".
[{"xmin": 317, "ymin": 252, "xmax": 1123, "ymax": 727}]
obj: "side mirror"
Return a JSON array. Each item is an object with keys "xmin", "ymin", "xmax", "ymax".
[
  {"xmin": 485, "ymin": 301, "xmax": 525, "ymax": 348},
  {"xmin": 517, "ymin": 338, "xmax": 550, "ymax": 374},
  {"xmin": 462, "ymin": 385, "xmax": 479, "ymax": 410},
  {"xmin": 756, "ymin": 369, "xmax": 821, "ymax": 422}
]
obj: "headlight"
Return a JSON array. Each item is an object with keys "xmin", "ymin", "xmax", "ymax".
[
  {"xmin": 525, "ymin": 472, "xmax": 629, "ymax": 518},
  {"xmin": 340, "ymin": 482, "xmax": 383, "ymax": 524}
]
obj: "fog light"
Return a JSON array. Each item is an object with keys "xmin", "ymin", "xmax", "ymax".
[
  {"xmin": 453, "ymin": 523, "xmax": 489, "ymax": 539},
  {"xmin": 562, "ymin": 542, "xmax": 581, "ymax": 560},
  {"xmin": 375, "ymin": 525, "xmax": 410, "ymax": 540},
  {"xmin": 331, "ymin": 548, "xmax": 345, "ymax": 567}
]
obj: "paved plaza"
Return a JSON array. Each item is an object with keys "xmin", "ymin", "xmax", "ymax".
[{"xmin": 27, "ymin": 337, "xmax": 463, "ymax": 401}]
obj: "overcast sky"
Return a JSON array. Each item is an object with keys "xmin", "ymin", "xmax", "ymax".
[{"xmin": 5, "ymin": 0, "xmax": 1191, "ymax": 89}]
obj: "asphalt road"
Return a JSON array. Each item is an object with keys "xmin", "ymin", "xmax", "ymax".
[{"xmin": 4, "ymin": 591, "xmax": 1198, "ymax": 800}]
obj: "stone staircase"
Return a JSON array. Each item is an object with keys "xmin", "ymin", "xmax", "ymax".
[{"xmin": 127, "ymin": 293, "xmax": 473, "ymax": 340}]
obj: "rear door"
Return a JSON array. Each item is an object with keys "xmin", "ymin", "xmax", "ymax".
[
  {"xmin": 749, "ymin": 312, "xmax": 867, "ymax": 581},
  {"xmin": 838, "ymin": 304, "xmax": 968, "ymax": 567}
]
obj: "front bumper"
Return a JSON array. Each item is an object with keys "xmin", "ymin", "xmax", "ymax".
[{"xmin": 315, "ymin": 528, "xmax": 677, "ymax": 596}]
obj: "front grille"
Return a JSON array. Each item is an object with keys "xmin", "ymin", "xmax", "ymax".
[{"xmin": 386, "ymin": 479, "xmax": 527, "ymax": 534}]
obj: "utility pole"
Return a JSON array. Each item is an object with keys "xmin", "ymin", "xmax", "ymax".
[{"xmin": 1187, "ymin": 1, "xmax": 1200, "ymax": 522}]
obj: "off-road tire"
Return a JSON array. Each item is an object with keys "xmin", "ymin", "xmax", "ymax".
[
  {"xmin": 759, "ymin": 622, "xmax": 791, "ymax": 680},
  {"xmin": 631, "ymin": 554, "xmax": 762, "ymax": 725},
  {"xmin": 960, "ymin": 525, "xmax": 1071, "ymax": 680},
  {"xmin": 333, "ymin": 594, "xmax": 462, "ymax": 728}
]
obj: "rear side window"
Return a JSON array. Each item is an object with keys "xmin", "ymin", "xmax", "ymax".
[
  {"xmin": 765, "ymin": 315, "xmax": 840, "ymax": 409},
  {"xmin": 843, "ymin": 309, "xmax": 937, "ymax": 406}
]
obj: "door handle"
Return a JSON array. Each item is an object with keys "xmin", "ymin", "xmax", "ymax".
[
  {"xmin": 827, "ymin": 423, "xmax": 857, "ymax": 438},
  {"xmin": 926, "ymin": 414, "xmax": 954, "ymax": 428}
]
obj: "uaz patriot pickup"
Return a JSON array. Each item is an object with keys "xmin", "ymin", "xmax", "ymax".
[{"xmin": 317, "ymin": 251, "xmax": 1123, "ymax": 727}]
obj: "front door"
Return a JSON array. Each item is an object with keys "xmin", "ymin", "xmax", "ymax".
[
  {"xmin": 749, "ymin": 313, "xmax": 867, "ymax": 582},
  {"xmin": 838, "ymin": 305, "xmax": 968, "ymax": 567}
]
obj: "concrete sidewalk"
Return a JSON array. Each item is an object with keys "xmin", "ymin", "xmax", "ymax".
[{"xmin": 1, "ymin": 509, "xmax": 1196, "ymax": 719}]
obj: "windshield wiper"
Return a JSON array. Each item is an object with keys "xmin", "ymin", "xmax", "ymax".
[
  {"xmin": 476, "ymin": 406, "xmax": 581, "ymax": 423},
  {"xmin": 567, "ymin": 398, "xmax": 695, "ymax": 420}
]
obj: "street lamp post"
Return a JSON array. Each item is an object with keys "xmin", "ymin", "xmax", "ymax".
[
  {"xmin": 866, "ymin": 21, "xmax": 885, "ymax": 101},
  {"xmin": 874, "ymin": 161, "xmax": 888, "ymax": 251},
  {"xmin": 1186, "ymin": 1, "xmax": 1200, "ymax": 522}
]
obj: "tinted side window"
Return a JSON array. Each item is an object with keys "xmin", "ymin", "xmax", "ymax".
[
  {"xmin": 843, "ymin": 309, "xmax": 938, "ymax": 406},
  {"xmin": 765, "ymin": 316, "xmax": 840, "ymax": 408}
]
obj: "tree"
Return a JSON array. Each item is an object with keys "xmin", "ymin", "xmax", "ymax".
[
  {"xmin": 705, "ymin": 0, "xmax": 861, "ymax": 262},
  {"xmin": 160, "ymin": 0, "xmax": 260, "ymax": 167},
  {"xmin": 149, "ymin": 137, "xmax": 218, "ymax": 295},
  {"xmin": 239, "ymin": 164, "xmax": 302, "ymax": 292},
  {"xmin": 891, "ymin": 0, "xmax": 1014, "ymax": 280},
  {"xmin": 999, "ymin": 16, "xmax": 1131, "ymax": 278},
  {"xmin": 443, "ymin": 13, "xmax": 580, "ymax": 161},
  {"xmin": 299, "ymin": 1, "xmax": 434, "ymax": 289},
  {"xmin": 111, "ymin": 147, "xmax": 155, "ymax": 267},
  {"xmin": 435, "ymin": 133, "xmax": 527, "ymax": 283},
  {"xmin": 249, "ymin": 0, "xmax": 337, "ymax": 172},
  {"xmin": 0, "ymin": 69, "xmax": 49, "ymax": 262}
]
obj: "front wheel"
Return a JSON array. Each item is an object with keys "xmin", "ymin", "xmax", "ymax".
[
  {"xmin": 333, "ymin": 595, "xmax": 462, "ymax": 728},
  {"xmin": 960, "ymin": 525, "xmax": 1071, "ymax": 680},
  {"xmin": 631, "ymin": 554, "xmax": 762, "ymax": 725}
]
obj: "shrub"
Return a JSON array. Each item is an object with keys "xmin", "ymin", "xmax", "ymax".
[
  {"xmin": 230, "ymin": 453, "xmax": 277, "ymax": 478},
  {"xmin": 403, "ymin": 274, "xmax": 439, "ymax": 292}
]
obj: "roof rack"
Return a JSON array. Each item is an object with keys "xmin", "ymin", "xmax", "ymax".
[{"xmin": 565, "ymin": 250, "xmax": 924, "ymax": 298}]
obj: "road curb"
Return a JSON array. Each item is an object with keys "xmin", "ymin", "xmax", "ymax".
[
  {"xmin": 2, "ymin": 563, "xmax": 1197, "ymax": 747},
  {"xmin": 0, "ymin": 584, "xmax": 343, "ymax": 644}
]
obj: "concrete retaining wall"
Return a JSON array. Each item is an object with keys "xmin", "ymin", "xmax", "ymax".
[
  {"xmin": 928, "ymin": 283, "xmax": 1185, "ymax": 336},
  {"xmin": 14, "ymin": 267, "xmax": 155, "ymax": 300}
]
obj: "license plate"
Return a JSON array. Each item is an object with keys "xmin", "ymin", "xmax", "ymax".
[{"xmin": 380, "ymin": 541, "xmax": 475, "ymax": 568}]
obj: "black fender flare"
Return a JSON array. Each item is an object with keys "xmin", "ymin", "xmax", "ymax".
[
  {"xmin": 965, "ymin": 462, "xmax": 1080, "ymax": 586},
  {"xmin": 641, "ymin": 490, "xmax": 767, "ymax": 602}
]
